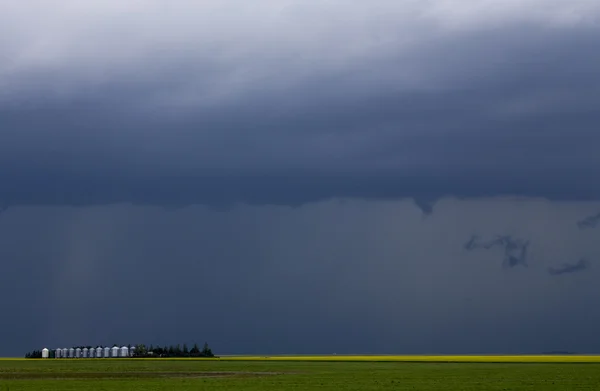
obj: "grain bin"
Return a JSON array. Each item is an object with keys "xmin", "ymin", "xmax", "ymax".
[
  {"xmin": 83, "ymin": 347, "xmax": 89, "ymax": 358},
  {"xmin": 55, "ymin": 349, "xmax": 61, "ymax": 359},
  {"xmin": 97, "ymin": 347, "xmax": 103, "ymax": 358},
  {"xmin": 69, "ymin": 348, "xmax": 75, "ymax": 358},
  {"xmin": 75, "ymin": 348, "xmax": 81, "ymax": 358},
  {"xmin": 41, "ymin": 348, "xmax": 49, "ymax": 358},
  {"xmin": 111, "ymin": 346, "xmax": 119, "ymax": 357},
  {"xmin": 62, "ymin": 348, "xmax": 68, "ymax": 358},
  {"xmin": 120, "ymin": 346, "xmax": 129, "ymax": 357},
  {"xmin": 104, "ymin": 347, "xmax": 110, "ymax": 358}
]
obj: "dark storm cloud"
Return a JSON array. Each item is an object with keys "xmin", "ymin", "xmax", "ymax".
[
  {"xmin": 548, "ymin": 259, "xmax": 589, "ymax": 276},
  {"xmin": 3, "ymin": 1, "xmax": 600, "ymax": 360},
  {"xmin": 1, "ymin": 198, "xmax": 600, "ymax": 356},
  {"xmin": 577, "ymin": 213, "xmax": 600, "ymax": 230},
  {"xmin": 464, "ymin": 235, "xmax": 530, "ymax": 268},
  {"xmin": 0, "ymin": 2, "xmax": 600, "ymax": 208}
]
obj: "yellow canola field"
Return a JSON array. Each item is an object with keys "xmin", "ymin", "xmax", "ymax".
[
  {"xmin": 4, "ymin": 355, "xmax": 600, "ymax": 363},
  {"xmin": 218, "ymin": 355, "xmax": 600, "ymax": 363}
]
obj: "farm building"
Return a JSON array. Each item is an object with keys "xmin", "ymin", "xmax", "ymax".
[{"xmin": 45, "ymin": 344, "xmax": 137, "ymax": 358}]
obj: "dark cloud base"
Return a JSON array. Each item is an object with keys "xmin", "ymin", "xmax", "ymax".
[
  {"xmin": 1, "ymin": 171, "xmax": 600, "ymax": 211},
  {"xmin": 1, "ymin": 27, "xmax": 600, "ymax": 210}
]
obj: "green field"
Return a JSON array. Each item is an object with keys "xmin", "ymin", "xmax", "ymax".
[{"xmin": 1, "ymin": 356, "xmax": 600, "ymax": 390}]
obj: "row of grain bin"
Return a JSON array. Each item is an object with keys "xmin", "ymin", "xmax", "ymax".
[{"xmin": 43, "ymin": 346, "xmax": 134, "ymax": 358}]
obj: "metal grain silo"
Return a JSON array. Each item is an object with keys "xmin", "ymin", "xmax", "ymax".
[
  {"xmin": 41, "ymin": 348, "xmax": 49, "ymax": 358},
  {"xmin": 120, "ymin": 346, "xmax": 129, "ymax": 357},
  {"xmin": 69, "ymin": 348, "xmax": 75, "ymax": 358},
  {"xmin": 83, "ymin": 347, "xmax": 89, "ymax": 358},
  {"xmin": 129, "ymin": 346, "xmax": 135, "ymax": 357},
  {"xmin": 75, "ymin": 348, "xmax": 81, "ymax": 358},
  {"xmin": 104, "ymin": 347, "xmax": 110, "ymax": 358},
  {"xmin": 111, "ymin": 346, "xmax": 119, "ymax": 357},
  {"xmin": 55, "ymin": 349, "xmax": 61, "ymax": 358},
  {"xmin": 96, "ymin": 347, "xmax": 103, "ymax": 358},
  {"xmin": 62, "ymin": 348, "xmax": 68, "ymax": 358}
]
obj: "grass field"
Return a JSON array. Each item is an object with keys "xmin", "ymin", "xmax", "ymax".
[{"xmin": 1, "ymin": 356, "xmax": 600, "ymax": 390}]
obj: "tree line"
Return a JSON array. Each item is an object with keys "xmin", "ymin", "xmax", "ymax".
[
  {"xmin": 25, "ymin": 342, "xmax": 215, "ymax": 358},
  {"xmin": 134, "ymin": 342, "xmax": 214, "ymax": 358},
  {"xmin": 25, "ymin": 350, "xmax": 43, "ymax": 358}
]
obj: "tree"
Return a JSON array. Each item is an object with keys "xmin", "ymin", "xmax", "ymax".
[
  {"xmin": 25, "ymin": 349, "xmax": 42, "ymax": 359},
  {"xmin": 135, "ymin": 344, "xmax": 147, "ymax": 357},
  {"xmin": 202, "ymin": 342, "xmax": 213, "ymax": 357}
]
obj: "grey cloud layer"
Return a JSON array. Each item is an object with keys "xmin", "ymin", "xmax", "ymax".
[
  {"xmin": 1, "ymin": 1, "xmax": 600, "ymax": 207},
  {"xmin": 3, "ymin": 2, "xmax": 600, "ymax": 358}
]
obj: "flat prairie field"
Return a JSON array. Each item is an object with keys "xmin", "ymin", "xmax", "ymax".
[{"xmin": 1, "ymin": 356, "xmax": 600, "ymax": 390}]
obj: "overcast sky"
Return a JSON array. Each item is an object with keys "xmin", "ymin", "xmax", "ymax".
[{"xmin": 1, "ymin": 0, "xmax": 600, "ymax": 356}]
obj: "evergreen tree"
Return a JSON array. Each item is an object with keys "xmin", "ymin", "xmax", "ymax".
[
  {"xmin": 24, "ymin": 349, "xmax": 43, "ymax": 358},
  {"xmin": 202, "ymin": 342, "xmax": 213, "ymax": 357}
]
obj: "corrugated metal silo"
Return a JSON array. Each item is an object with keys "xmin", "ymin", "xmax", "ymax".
[
  {"xmin": 120, "ymin": 346, "xmax": 129, "ymax": 357},
  {"xmin": 129, "ymin": 346, "xmax": 135, "ymax": 357},
  {"xmin": 104, "ymin": 347, "xmax": 110, "ymax": 358},
  {"xmin": 111, "ymin": 346, "xmax": 119, "ymax": 357},
  {"xmin": 41, "ymin": 348, "xmax": 49, "ymax": 358},
  {"xmin": 62, "ymin": 348, "xmax": 68, "ymax": 358},
  {"xmin": 69, "ymin": 348, "xmax": 75, "ymax": 358},
  {"xmin": 75, "ymin": 348, "xmax": 81, "ymax": 358},
  {"xmin": 97, "ymin": 347, "xmax": 103, "ymax": 358},
  {"xmin": 83, "ymin": 347, "xmax": 89, "ymax": 358},
  {"xmin": 89, "ymin": 348, "xmax": 95, "ymax": 358}
]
